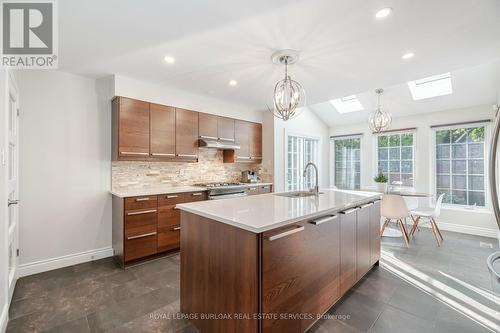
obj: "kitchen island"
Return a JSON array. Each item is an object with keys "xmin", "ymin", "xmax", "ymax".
[{"xmin": 176, "ymin": 189, "xmax": 382, "ymax": 333}]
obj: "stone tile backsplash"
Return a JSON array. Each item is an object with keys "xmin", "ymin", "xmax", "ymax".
[{"xmin": 112, "ymin": 148, "xmax": 272, "ymax": 190}]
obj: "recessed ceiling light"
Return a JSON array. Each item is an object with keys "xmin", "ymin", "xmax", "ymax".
[
  {"xmin": 407, "ymin": 72, "xmax": 452, "ymax": 100},
  {"xmin": 163, "ymin": 56, "xmax": 175, "ymax": 64},
  {"xmin": 330, "ymin": 95, "xmax": 364, "ymax": 114},
  {"xmin": 402, "ymin": 52, "xmax": 415, "ymax": 60},
  {"xmin": 375, "ymin": 7, "xmax": 392, "ymax": 19},
  {"xmin": 228, "ymin": 80, "xmax": 238, "ymax": 86}
]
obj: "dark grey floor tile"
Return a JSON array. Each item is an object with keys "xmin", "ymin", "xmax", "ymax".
[
  {"xmin": 370, "ymin": 305, "xmax": 435, "ymax": 333},
  {"xmin": 388, "ymin": 284, "xmax": 441, "ymax": 321},
  {"xmin": 41, "ymin": 317, "xmax": 90, "ymax": 333},
  {"xmin": 329, "ymin": 290, "xmax": 385, "ymax": 333},
  {"xmin": 351, "ymin": 273, "xmax": 400, "ymax": 304},
  {"xmin": 433, "ymin": 305, "xmax": 495, "ymax": 333},
  {"xmin": 308, "ymin": 318, "xmax": 362, "ymax": 333}
]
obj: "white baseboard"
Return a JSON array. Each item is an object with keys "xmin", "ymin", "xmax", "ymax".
[
  {"xmin": 0, "ymin": 303, "xmax": 8, "ymax": 333},
  {"xmin": 421, "ymin": 221, "xmax": 498, "ymax": 238},
  {"xmin": 18, "ymin": 247, "xmax": 113, "ymax": 278}
]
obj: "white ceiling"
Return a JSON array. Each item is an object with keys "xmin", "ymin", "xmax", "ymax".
[{"xmin": 59, "ymin": 0, "xmax": 500, "ymax": 119}]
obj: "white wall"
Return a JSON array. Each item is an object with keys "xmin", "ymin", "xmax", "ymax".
[
  {"xmin": 272, "ymin": 107, "xmax": 330, "ymax": 192},
  {"xmin": 16, "ymin": 71, "xmax": 113, "ymax": 276},
  {"xmin": 330, "ymin": 105, "xmax": 498, "ymax": 237},
  {"xmin": 0, "ymin": 69, "xmax": 9, "ymax": 332},
  {"xmin": 114, "ymin": 75, "xmax": 263, "ymax": 123}
]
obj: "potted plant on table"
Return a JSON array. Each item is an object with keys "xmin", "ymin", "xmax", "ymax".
[{"xmin": 374, "ymin": 172, "xmax": 388, "ymax": 193}]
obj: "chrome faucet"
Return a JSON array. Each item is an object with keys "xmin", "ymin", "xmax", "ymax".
[{"xmin": 303, "ymin": 162, "xmax": 319, "ymax": 193}]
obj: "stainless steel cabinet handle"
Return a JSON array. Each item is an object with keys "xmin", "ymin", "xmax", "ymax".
[
  {"xmin": 126, "ymin": 209, "xmax": 157, "ymax": 216},
  {"xmin": 310, "ymin": 215, "xmax": 337, "ymax": 225},
  {"xmin": 360, "ymin": 202, "xmax": 374, "ymax": 209},
  {"xmin": 120, "ymin": 151, "xmax": 149, "ymax": 156},
  {"xmin": 166, "ymin": 195, "xmax": 179, "ymax": 199},
  {"xmin": 127, "ymin": 232, "xmax": 157, "ymax": 240},
  {"xmin": 173, "ymin": 226, "xmax": 181, "ymax": 231},
  {"xmin": 218, "ymin": 137, "xmax": 235, "ymax": 142},
  {"xmin": 191, "ymin": 193, "xmax": 203, "ymax": 196},
  {"xmin": 248, "ymin": 187, "xmax": 258, "ymax": 191},
  {"xmin": 135, "ymin": 197, "xmax": 150, "ymax": 202},
  {"xmin": 8, "ymin": 199, "xmax": 19, "ymax": 207},
  {"xmin": 177, "ymin": 154, "xmax": 197, "ymax": 158},
  {"xmin": 200, "ymin": 135, "xmax": 218, "ymax": 140},
  {"xmin": 252, "ymin": 156, "xmax": 263, "ymax": 159},
  {"xmin": 237, "ymin": 156, "xmax": 251, "ymax": 159},
  {"xmin": 151, "ymin": 153, "xmax": 175, "ymax": 157},
  {"xmin": 341, "ymin": 207, "xmax": 359, "ymax": 215},
  {"xmin": 266, "ymin": 225, "xmax": 305, "ymax": 241}
]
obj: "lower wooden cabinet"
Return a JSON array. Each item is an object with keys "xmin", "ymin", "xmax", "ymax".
[
  {"xmin": 112, "ymin": 190, "xmax": 207, "ymax": 266},
  {"xmin": 180, "ymin": 199, "xmax": 381, "ymax": 333}
]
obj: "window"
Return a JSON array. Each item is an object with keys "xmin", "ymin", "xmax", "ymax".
[
  {"xmin": 333, "ymin": 137, "xmax": 361, "ymax": 189},
  {"xmin": 377, "ymin": 132, "xmax": 414, "ymax": 187},
  {"xmin": 435, "ymin": 126, "xmax": 486, "ymax": 207},
  {"xmin": 286, "ymin": 135, "xmax": 319, "ymax": 191}
]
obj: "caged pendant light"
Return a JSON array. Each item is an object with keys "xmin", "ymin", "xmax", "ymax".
[
  {"xmin": 369, "ymin": 88, "xmax": 392, "ymax": 133},
  {"xmin": 268, "ymin": 50, "xmax": 305, "ymax": 121}
]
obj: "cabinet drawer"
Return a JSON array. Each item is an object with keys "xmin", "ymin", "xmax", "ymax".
[
  {"xmin": 259, "ymin": 185, "xmax": 272, "ymax": 194},
  {"xmin": 184, "ymin": 191, "xmax": 207, "ymax": 202},
  {"xmin": 245, "ymin": 186, "xmax": 259, "ymax": 195},
  {"xmin": 124, "ymin": 233, "xmax": 157, "ymax": 262},
  {"xmin": 157, "ymin": 225, "xmax": 181, "ymax": 252},
  {"xmin": 158, "ymin": 205, "xmax": 180, "ymax": 228},
  {"xmin": 158, "ymin": 193, "xmax": 185, "ymax": 206},
  {"xmin": 124, "ymin": 196, "xmax": 157, "ymax": 211},
  {"xmin": 125, "ymin": 209, "xmax": 157, "ymax": 237}
]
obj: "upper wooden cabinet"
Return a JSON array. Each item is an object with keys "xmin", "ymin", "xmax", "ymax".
[
  {"xmin": 175, "ymin": 108, "xmax": 199, "ymax": 159},
  {"xmin": 113, "ymin": 97, "xmax": 150, "ymax": 160},
  {"xmin": 198, "ymin": 113, "xmax": 218, "ymax": 140},
  {"xmin": 217, "ymin": 117, "xmax": 235, "ymax": 142},
  {"xmin": 198, "ymin": 113, "xmax": 235, "ymax": 143},
  {"xmin": 112, "ymin": 97, "xmax": 260, "ymax": 163},
  {"xmin": 223, "ymin": 120, "xmax": 262, "ymax": 163},
  {"xmin": 150, "ymin": 103, "xmax": 175, "ymax": 158}
]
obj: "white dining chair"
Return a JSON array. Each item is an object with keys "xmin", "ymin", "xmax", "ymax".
[
  {"xmin": 409, "ymin": 193, "xmax": 445, "ymax": 246},
  {"xmin": 380, "ymin": 194, "xmax": 411, "ymax": 247}
]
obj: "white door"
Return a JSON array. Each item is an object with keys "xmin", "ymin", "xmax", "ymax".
[{"xmin": 7, "ymin": 71, "xmax": 19, "ymax": 301}]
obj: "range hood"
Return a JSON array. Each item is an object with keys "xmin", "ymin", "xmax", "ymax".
[{"xmin": 198, "ymin": 138, "xmax": 240, "ymax": 150}]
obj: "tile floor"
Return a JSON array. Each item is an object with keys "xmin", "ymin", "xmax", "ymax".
[{"xmin": 7, "ymin": 228, "xmax": 500, "ymax": 333}]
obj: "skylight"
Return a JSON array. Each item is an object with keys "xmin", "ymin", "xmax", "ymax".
[
  {"xmin": 407, "ymin": 72, "xmax": 452, "ymax": 100},
  {"xmin": 330, "ymin": 95, "xmax": 364, "ymax": 114}
]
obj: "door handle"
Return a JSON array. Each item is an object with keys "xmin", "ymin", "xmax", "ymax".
[
  {"xmin": 177, "ymin": 154, "xmax": 197, "ymax": 158},
  {"xmin": 266, "ymin": 225, "xmax": 304, "ymax": 241},
  {"xmin": 126, "ymin": 209, "xmax": 157, "ymax": 216},
  {"xmin": 310, "ymin": 215, "xmax": 337, "ymax": 225},
  {"xmin": 8, "ymin": 199, "xmax": 19, "ymax": 207}
]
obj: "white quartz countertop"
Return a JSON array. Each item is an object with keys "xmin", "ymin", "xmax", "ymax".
[
  {"xmin": 176, "ymin": 189, "xmax": 381, "ymax": 233},
  {"xmin": 109, "ymin": 182, "xmax": 273, "ymax": 198}
]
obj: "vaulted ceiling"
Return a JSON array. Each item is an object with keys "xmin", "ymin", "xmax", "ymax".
[{"xmin": 59, "ymin": 0, "xmax": 500, "ymax": 124}]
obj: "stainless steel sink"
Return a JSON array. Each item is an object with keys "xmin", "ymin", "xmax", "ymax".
[{"xmin": 276, "ymin": 191, "xmax": 324, "ymax": 198}]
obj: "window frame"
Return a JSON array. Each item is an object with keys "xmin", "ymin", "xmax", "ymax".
[
  {"xmin": 284, "ymin": 131, "xmax": 321, "ymax": 191},
  {"xmin": 374, "ymin": 130, "xmax": 417, "ymax": 188},
  {"xmin": 331, "ymin": 135, "xmax": 362, "ymax": 190},
  {"xmin": 430, "ymin": 123, "xmax": 490, "ymax": 210}
]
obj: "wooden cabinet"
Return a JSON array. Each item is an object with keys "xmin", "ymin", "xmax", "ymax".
[
  {"xmin": 175, "ymin": 108, "xmax": 199, "ymax": 160},
  {"xmin": 113, "ymin": 97, "xmax": 262, "ymax": 163},
  {"xmin": 223, "ymin": 120, "xmax": 262, "ymax": 163},
  {"xmin": 113, "ymin": 97, "xmax": 150, "ymax": 160},
  {"xmin": 357, "ymin": 204, "xmax": 372, "ymax": 279},
  {"xmin": 217, "ymin": 117, "xmax": 235, "ymax": 142},
  {"xmin": 258, "ymin": 184, "xmax": 272, "ymax": 194},
  {"xmin": 180, "ymin": 199, "xmax": 381, "ymax": 333},
  {"xmin": 150, "ymin": 103, "xmax": 176, "ymax": 158},
  {"xmin": 261, "ymin": 216, "xmax": 340, "ymax": 332},
  {"xmin": 245, "ymin": 185, "xmax": 259, "ymax": 195},
  {"xmin": 340, "ymin": 208, "xmax": 357, "ymax": 295},
  {"xmin": 112, "ymin": 190, "xmax": 207, "ymax": 267},
  {"xmin": 370, "ymin": 200, "xmax": 381, "ymax": 266},
  {"xmin": 198, "ymin": 113, "xmax": 218, "ymax": 140},
  {"xmin": 249, "ymin": 122, "xmax": 262, "ymax": 160}
]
